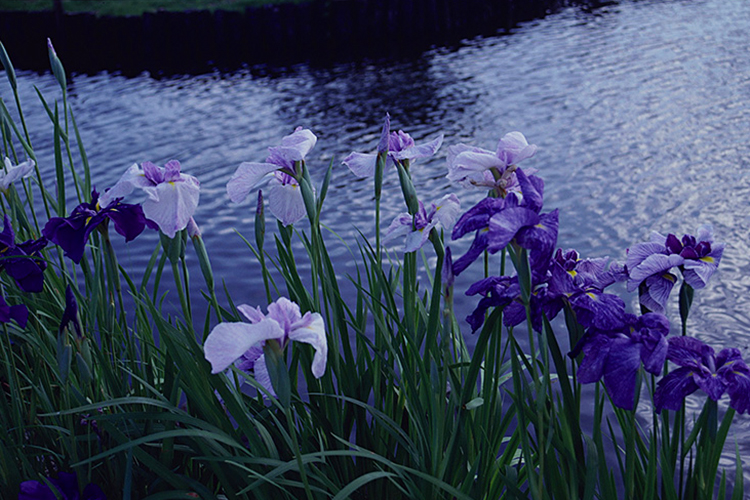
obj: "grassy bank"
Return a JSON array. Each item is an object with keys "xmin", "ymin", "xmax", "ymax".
[{"xmin": 0, "ymin": 0, "xmax": 300, "ymax": 16}]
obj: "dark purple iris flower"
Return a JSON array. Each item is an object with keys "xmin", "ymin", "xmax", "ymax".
[
  {"xmin": 465, "ymin": 273, "xmax": 560, "ymax": 333},
  {"xmin": 626, "ymin": 225, "xmax": 723, "ymax": 313},
  {"xmin": 19, "ymin": 471, "xmax": 106, "ymax": 500},
  {"xmin": 452, "ymin": 168, "xmax": 558, "ymax": 281},
  {"xmin": 547, "ymin": 249, "xmax": 627, "ymax": 331},
  {"xmin": 0, "ymin": 293, "xmax": 27, "ymax": 327},
  {"xmin": 573, "ymin": 312, "xmax": 670, "ymax": 410},
  {"xmin": 43, "ymin": 189, "xmax": 154, "ymax": 264},
  {"xmin": 654, "ymin": 336, "xmax": 750, "ymax": 414},
  {"xmin": 0, "ymin": 214, "xmax": 47, "ymax": 293}
]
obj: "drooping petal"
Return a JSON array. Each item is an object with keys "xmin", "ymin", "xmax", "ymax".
[
  {"xmin": 602, "ymin": 335, "xmax": 642, "ymax": 410},
  {"xmin": 432, "ymin": 193, "xmax": 461, "ymax": 231},
  {"xmin": 288, "ymin": 312, "xmax": 328, "ymax": 378},
  {"xmin": 451, "ymin": 197, "xmax": 507, "ymax": 240},
  {"xmin": 99, "ymin": 163, "xmax": 152, "ymax": 207},
  {"xmin": 382, "ymin": 213, "xmax": 414, "ymax": 244},
  {"xmin": 267, "ymin": 182, "xmax": 306, "ymax": 226},
  {"xmin": 342, "ymin": 152, "xmax": 378, "ymax": 178},
  {"xmin": 403, "ymin": 222, "xmax": 437, "ymax": 253},
  {"xmin": 227, "ymin": 162, "xmax": 280, "ymax": 203},
  {"xmin": 486, "ymin": 207, "xmax": 540, "ymax": 253},
  {"xmin": 627, "ymin": 253, "xmax": 685, "ymax": 292},
  {"xmin": 681, "ymin": 243, "xmax": 723, "ymax": 288},
  {"xmin": 142, "ymin": 176, "xmax": 200, "ymax": 238},
  {"xmin": 253, "ymin": 354, "xmax": 275, "ymax": 396},
  {"xmin": 452, "ymin": 229, "xmax": 489, "ymax": 276},
  {"xmin": 654, "ymin": 367, "xmax": 699, "ymax": 412},
  {"xmin": 391, "ymin": 134, "xmax": 444, "ymax": 161},
  {"xmin": 204, "ymin": 318, "xmax": 284, "ymax": 374},
  {"xmin": 0, "ymin": 158, "xmax": 35, "ymax": 190},
  {"xmin": 105, "ymin": 202, "xmax": 150, "ymax": 242}
]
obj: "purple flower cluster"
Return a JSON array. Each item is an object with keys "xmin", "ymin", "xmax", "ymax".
[{"xmin": 450, "ymin": 130, "xmax": 748, "ymax": 414}]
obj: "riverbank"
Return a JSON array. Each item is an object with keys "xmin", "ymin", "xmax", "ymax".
[{"xmin": 0, "ymin": 0, "xmax": 595, "ymax": 74}]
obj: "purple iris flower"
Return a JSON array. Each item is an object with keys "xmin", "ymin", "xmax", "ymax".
[
  {"xmin": 464, "ymin": 271, "xmax": 561, "ymax": 333},
  {"xmin": 446, "ymin": 131, "xmax": 536, "ymax": 194},
  {"xmin": 203, "ymin": 297, "xmax": 327, "ymax": 397},
  {"xmin": 0, "ymin": 214, "xmax": 47, "ymax": 293},
  {"xmin": 452, "ymin": 169, "xmax": 558, "ymax": 280},
  {"xmin": 654, "ymin": 336, "xmax": 750, "ymax": 414},
  {"xmin": 342, "ymin": 113, "xmax": 444, "ymax": 178},
  {"xmin": 0, "ymin": 293, "xmax": 27, "ymax": 328},
  {"xmin": 626, "ymin": 225, "xmax": 724, "ymax": 312},
  {"xmin": 547, "ymin": 249, "xmax": 627, "ymax": 331},
  {"xmin": 574, "ymin": 312, "xmax": 670, "ymax": 410},
  {"xmin": 99, "ymin": 160, "xmax": 200, "ymax": 239},
  {"xmin": 383, "ymin": 194, "xmax": 461, "ymax": 252},
  {"xmin": 19, "ymin": 471, "xmax": 106, "ymax": 500},
  {"xmin": 43, "ymin": 190, "xmax": 154, "ymax": 264},
  {"xmin": 1, "ymin": 157, "xmax": 35, "ymax": 191},
  {"xmin": 227, "ymin": 127, "xmax": 316, "ymax": 226}
]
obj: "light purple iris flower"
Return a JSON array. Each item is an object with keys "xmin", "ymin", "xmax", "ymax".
[
  {"xmin": 99, "ymin": 160, "xmax": 200, "ymax": 239},
  {"xmin": 0, "ymin": 157, "xmax": 35, "ymax": 191},
  {"xmin": 227, "ymin": 127, "xmax": 316, "ymax": 226},
  {"xmin": 383, "ymin": 194, "xmax": 461, "ymax": 252},
  {"xmin": 446, "ymin": 131, "xmax": 537, "ymax": 193},
  {"xmin": 342, "ymin": 113, "xmax": 443, "ymax": 178},
  {"xmin": 574, "ymin": 312, "xmax": 670, "ymax": 410},
  {"xmin": 654, "ymin": 336, "xmax": 750, "ymax": 414},
  {"xmin": 203, "ymin": 297, "xmax": 327, "ymax": 397},
  {"xmin": 626, "ymin": 225, "xmax": 724, "ymax": 313}
]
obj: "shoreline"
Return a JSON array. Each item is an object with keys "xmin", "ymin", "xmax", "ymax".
[{"xmin": 1, "ymin": 0, "xmax": 597, "ymax": 75}]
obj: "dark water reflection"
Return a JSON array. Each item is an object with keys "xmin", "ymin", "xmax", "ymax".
[{"xmin": 4, "ymin": 0, "xmax": 750, "ymax": 487}]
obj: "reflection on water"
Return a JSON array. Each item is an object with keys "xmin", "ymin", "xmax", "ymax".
[{"xmin": 3, "ymin": 0, "xmax": 750, "ymax": 484}]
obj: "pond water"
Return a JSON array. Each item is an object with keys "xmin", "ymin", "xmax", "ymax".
[{"xmin": 4, "ymin": 0, "xmax": 750, "ymax": 485}]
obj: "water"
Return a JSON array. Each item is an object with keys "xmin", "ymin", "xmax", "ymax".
[{"xmin": 4, "ymin": 0, "xmax": 750, "ymax": 485}]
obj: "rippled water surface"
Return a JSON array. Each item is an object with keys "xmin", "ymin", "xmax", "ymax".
[{"xmin": 5, "ymin": 0, "xmax": 750, "ymax": 481}]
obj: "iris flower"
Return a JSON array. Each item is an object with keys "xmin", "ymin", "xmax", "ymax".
[
  {"xmin": 574, "ymin": 312, "xmax": 670, "ymax": 410},
  {"xmin": 227, "ymin": 127, "xmax": 316, "ymax": 226},
  {"xmin": 0, "ymin": 214, "xmax": 47, "ymax": 293},
  {"xmin": 654, "ymin": 336, "xmax": 750, "ymax": 414},
  {"xmin": 342, "ymin": 113, "xmax": 443, "ymax": 178},
  {"xmin": 383, "ymin": 194, "xmax": 461, "ymax": 252},
  {"xmin": 547, "ymin": 249, "xmax": 627, "ymax": 331},
  {"xmin": 0, "ymin": 293, "xmax": 27, "ymax": 328},
  {"xmin": 452, "ymin": 168, "xmax": 558, "ymax": 279},
  {"xmin": 626, "ymin": 225, "xmax": 723, "ymax": 312},
  {"xmin": 99, "ymin": 160, "xmax": 200, "ymax": 238},
  {"xmin": 446, "ymin": 131, "xmax": 536, "ymax": 194},
  {"xmin": 204, "ymin": 297, "xmax": 327, "ymax": 396},
  {"xmin": 0, "ymin": 157, "xmax": 35, "ymax": 191},
  {"xmin": 43, "ymin": 189, "xmax": 154, "ymax": 264},
  {"xmin": 19, "ymin": 471, "xmax": 106, "ymax": 500}
]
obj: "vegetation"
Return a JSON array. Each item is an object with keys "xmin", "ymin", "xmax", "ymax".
[{"xmin": 0, "ymin": 38, "xmax": 747, "ymax": 499}]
